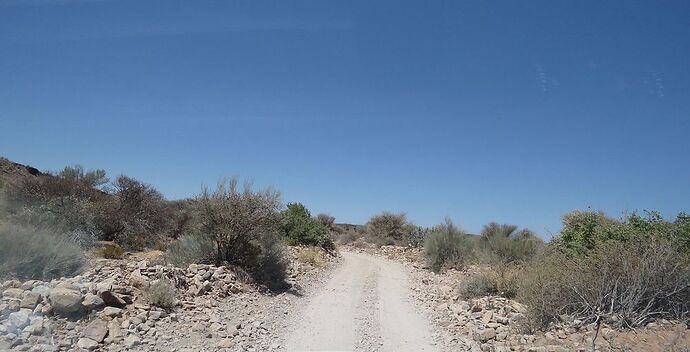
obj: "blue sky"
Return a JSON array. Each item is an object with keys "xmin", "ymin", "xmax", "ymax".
[{"xmin": 2, "ymin": 0, "xmax": 689, "ymax": 237}]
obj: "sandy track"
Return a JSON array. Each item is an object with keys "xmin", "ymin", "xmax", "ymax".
[{"xmin": 284, "ymin": 251, "xmax": 438, "ymax": 352}]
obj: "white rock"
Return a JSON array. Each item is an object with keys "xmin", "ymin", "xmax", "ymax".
[
  {"xmin": 49, "ymin": 288, "xmax": 82, "ymax": 315},
  {"xmin": 76, "ymin": 337, "xmax": 99, "ymax": 351}
]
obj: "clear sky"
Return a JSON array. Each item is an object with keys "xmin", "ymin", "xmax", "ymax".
[{"xmin": 2, "ymin": 0, "xmax": 689, "ymax": 237}]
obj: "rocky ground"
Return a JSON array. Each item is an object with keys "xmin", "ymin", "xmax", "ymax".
[
  {"xmin": 0, "ymin": 247, "xmax": 338, "ymax": 352},
  {"xmin": 2, "ymin": 244, "xmax": 689, "ymax": 352},
  {"xmin": 359, "ymin": 245, "xmax": 690, "ymax": 352}
]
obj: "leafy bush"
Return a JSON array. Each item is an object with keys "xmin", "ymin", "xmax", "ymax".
[
  {"xmin": 281, "ymin": 203, "xmax": 333, "ymax": 249},
  {"xmin": 101, "ymin": 244, "xmax": 124, "ymax": 259},
  {"xmin": 165, "ymin": 234, "xmax": 216, "ymax": 267},
  {"xmin": 519, "ymin": 238, "xmax": 690, "ymax": 329},
  {"xmin": 0, "ymin": 224, "xmax": 85, "ymax": 280},
  {"xmin": 144, "ymin": 278, "xmax": 177, "ymax": 310},
  {"xmin": 424, "ymin": 218, "xmax": 473, "ymax": 272},
  {"xmin": 198, "ymin": 178, "xmax": 282, "ymax": 267}
]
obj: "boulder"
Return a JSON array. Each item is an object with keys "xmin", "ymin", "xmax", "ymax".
[{"xmin": 49, "ymin": 288, "xmax": 82, "ymax": 315}]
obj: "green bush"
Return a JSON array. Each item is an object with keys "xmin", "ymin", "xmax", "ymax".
[
  {"xmin": 0, "ymin": 224, "xmax": 85, "ymax": 280},
  {"xmin": 281, "ymin": 203, "xmax": 333, "ymax": 249},
  {"xmin": 144, "ymin": 278, "xmax": 177, "ymax": 310},
  {"xmin": 165, "ymin": 234, "xmax": 216, "ymax": 267},
  {"xmin": 423, "ymin": 218, "xmax": 473, "ymax": 272}
]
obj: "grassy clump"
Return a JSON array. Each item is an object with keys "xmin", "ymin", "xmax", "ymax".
[
  {"xmin": 101, "ymin": 244, "xmax": 124, "ymax": 259},
  {"xmin": 0, "ymin": 224, "xmax": 85, "ymax": 280},
  {"xmin": 144, "ymin": 278, "xmax": 177, "ymax": 310},
  {"xmin": 296, "ymin": 246, "xmax": 326, "ymax": 267},
  {"xmin": 165, "ymin": 234, "xmax": 215, "ymax": 267}
]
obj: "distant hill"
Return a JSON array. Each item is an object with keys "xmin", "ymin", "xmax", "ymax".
[{"xmin": 0, "ymin": 157, "xmax": 46, "ymax": 189}]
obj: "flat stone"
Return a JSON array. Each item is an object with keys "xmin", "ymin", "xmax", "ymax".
[
  {"xmin": 100, "ymin": 306, "xmax": 123, "ymax": 318},
  {"xmin": 124, "ymin": 334, "xmax": 141, "ymax": 348},
  {"xmin": 20, "ymin": 292, "xmax": 41, "ymax": 310},
  {"xmin": 76, "ymin": 337, "xmax": 98, "ymax": 351},
  {"xmin": 82, "ymin": 319, "xmax": 108, "ymax": 342}
]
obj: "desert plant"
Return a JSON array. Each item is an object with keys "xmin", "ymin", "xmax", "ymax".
[
  {"xmin": 365, "ymin": 212, "xmax": 409, "ymax": 246},
  {"xmin": 165, "ymin": 234, "xmax": 216, "ymax": 267},
  {"xmin": 197, "ymin": 178, "xmax": 282, "ymax": 267},
  {"xmin": 101, "ymin": 244, "xmax": 124, "ymax": 259},
  {"xmin": 98, "ymin": 175, "xmax": 172, "ymax": 249},
  {"xmin": 424, "ymin": 218, "xmax": 473, "ymax": 272},
  {"xmin": 253, "ymin": 232, "xmax": 289, "ymax": 291},
  {"xmin": 316, "ymin": 213, "xmax": 336, "ymax": 229},
  {"xmin": 519, "ymin": 238, "xmax": 690, "ymax": 329},
  {"xmin": 477, "ymin": 223, "xmax": 543, "ymax": 267},
  {"xmin": 144, "ymin": 278, "xmax": 177, "ymax": 310},
  {"xmin": 0, "ymin": 224, "xmax": 85, "ymax": 280},
  {"xmin": 458, "ymin": 271, "xmax": 498, "ymax": 299},
  {"xmin": 281, "ymin": 203, "xmax": 333, "ymax": 249},
  {"xmin": 297, "ymin": 246, "xmax": 326, "ymax": 267}
]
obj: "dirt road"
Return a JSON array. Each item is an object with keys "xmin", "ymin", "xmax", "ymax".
[{"xmin": 284, "ymin": 250, "xmax": 439, "ymax": 352}]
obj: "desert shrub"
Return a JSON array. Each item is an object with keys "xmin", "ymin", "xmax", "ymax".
[
  {"xmin": 365, "ymin": 212, "xmax": 408, "ymax": 246},
  {"xmin": 197, "ymin": 178, "xmax": 282, "ymax": 267},
  {"xmin": 458, "ymin": 272, "xmax": 498, "ymax": 299},
  {"xmin": 519, "ymin": 238, "xmax": 690, "ymax": 329},
  {"xmin": 405, "ymin": 225, "xmax": 430, "ymax": 248},
  {"xmin": 101, "ymin": 244, "xmax": 124, "ymax": 259},
  {"xmin": 98, "ymin": 175, "xmax": 172, "ymax": 249},
  {"xmin": 297, "ymin": 246, "xmax": 326, "ymax": 267},
  {"xmin": 459, "ymin": 268, "xmax": 521, "ymax": 299},
  {"xmin": 165, "ymin": 234, "xmax": 216, "ymax": 267},
  {"xmin": 316, "ymin": 213, "xmax": 335, "ymax": 229},
  {"xmin": 253, "ymin": 232, "xmax": 289, "ymax": 291},
  {"xmin": 424, "ymin": 218, "xmax": 473, "ymax": 272},
  {"xmin": 281, "ymin": 203, "xmax": 333, "ymax": 249},
  {"xmin": 337, "ymin": 230, "xmax": 360, "ymax": 244},
  {"xmin": 0, "ymin": 224, "xmax": 85, "ymax": 280},
  {"xmin": 144, "ymin": 278, "xmax": 177, "ymax": 310},
  {"xmin": 477, "ymin": 223, "xmax": 543, "ymax": 265}
]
